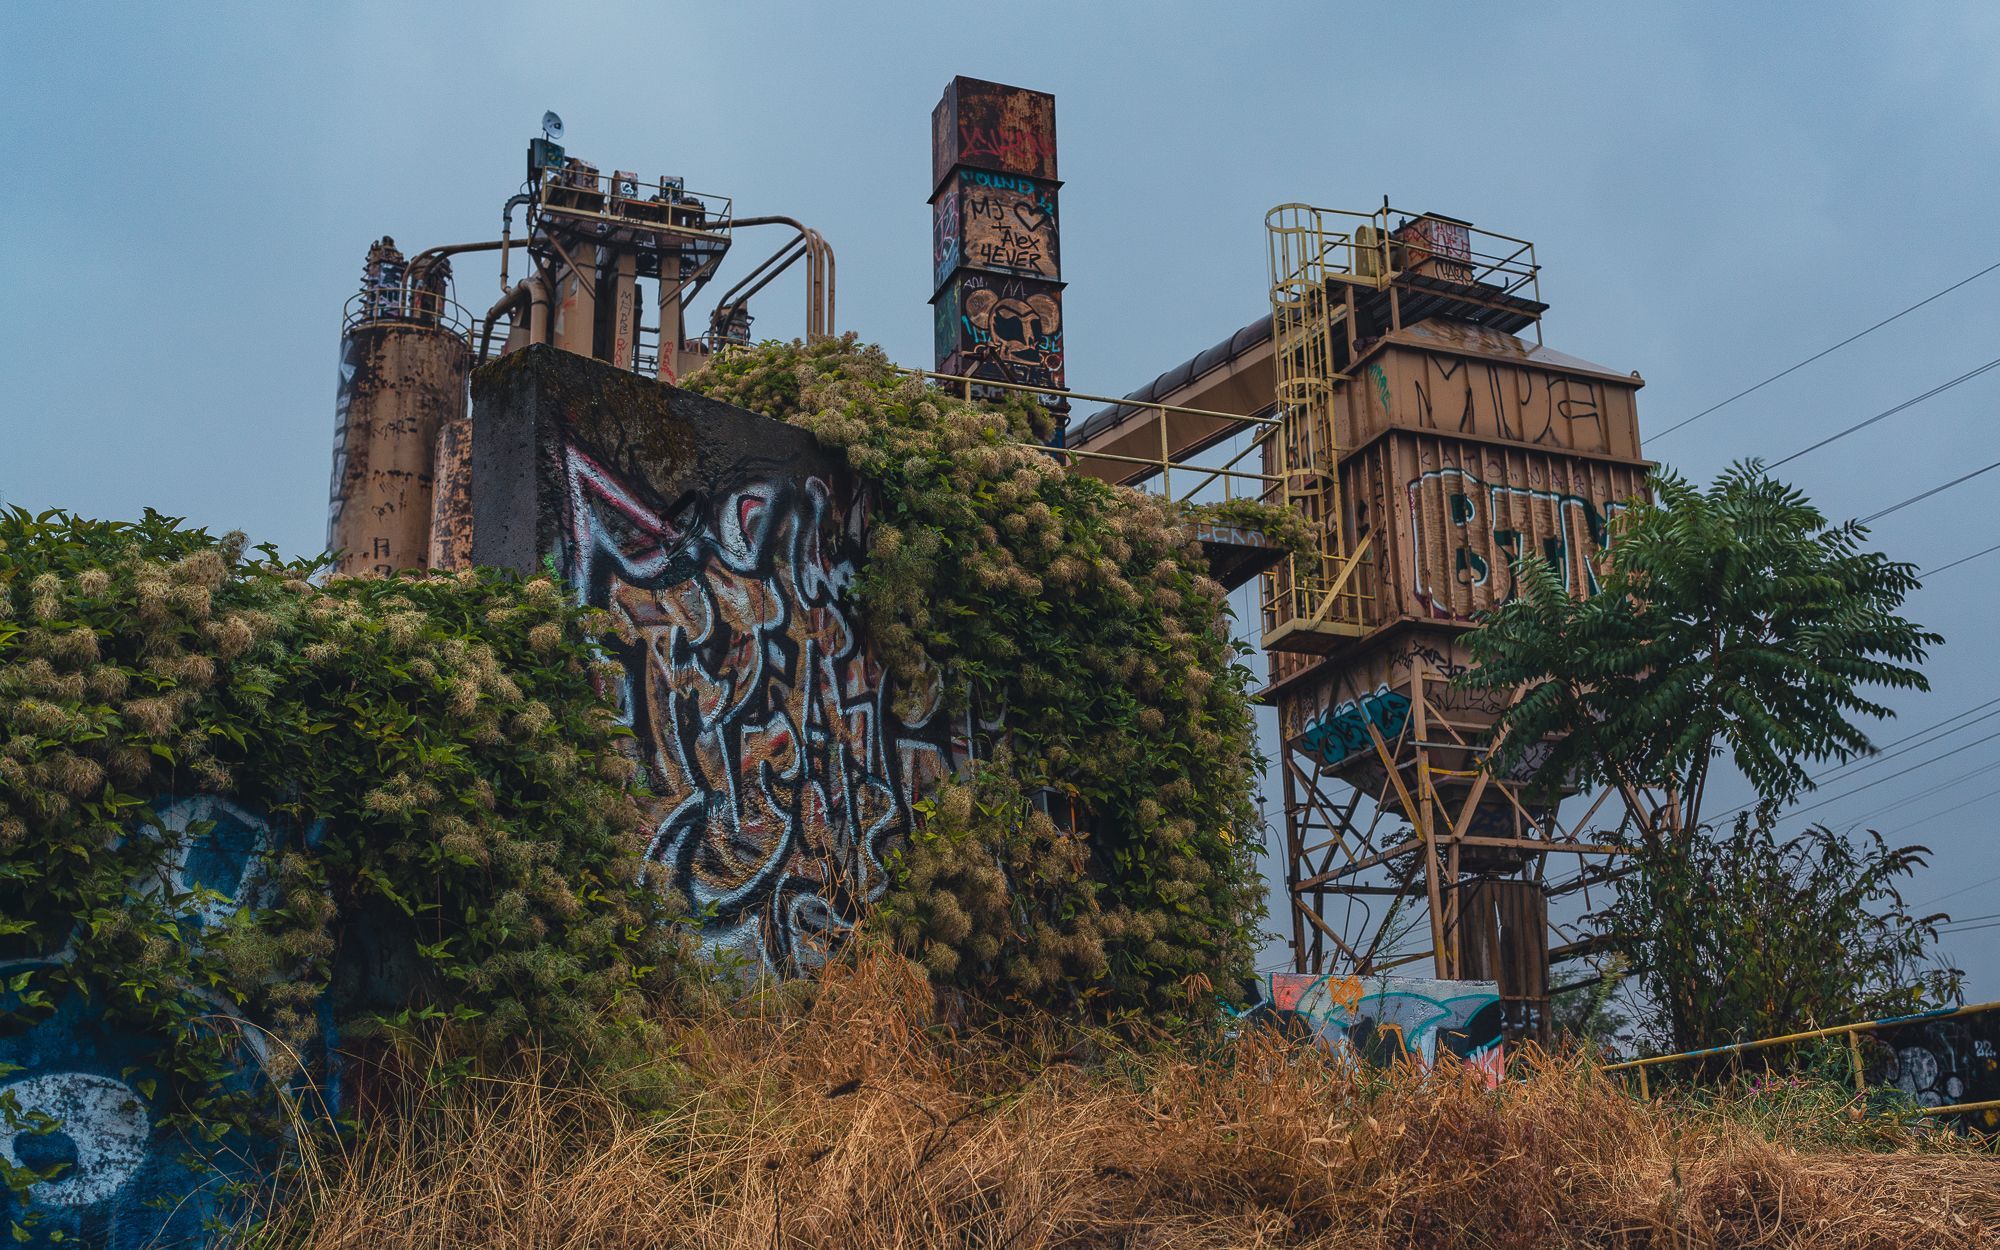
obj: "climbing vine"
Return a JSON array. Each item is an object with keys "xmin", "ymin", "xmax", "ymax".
[
  {"xmin": 0, "ymin": 509, "xmax": 679, "ymax": 1205},
  {"xmin": 686, "ymin": 338, "xmax": 1270, "ymax": 1014}
]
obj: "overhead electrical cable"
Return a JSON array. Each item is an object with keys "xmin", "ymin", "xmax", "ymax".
[
  {"xmin": 1777, "ymin": 727, "xmax": 2000, "ymax": 823},
  {"xmin": 1936, "ymin": 912, "xmax": 2000, "ymax": 932},
  {"xmin": 1859, "ymin": 459, "xmax": 2000, "ymax": 525},
  {"xmin": 1816, "ymin": 752, "xmax": 2000, "ymax": 831},
  {"xmin": 1709, "ymin": 697, "xmax": 2000, "ymax": 823},
  {"xmin": 1767, "ymin": 355, "xmax": 2000, "ymax": 469},
  {"xmin": 1935, "ymin": 909, "xmax": 2000, "ymax": 929},
  {"xmin": 1875, "ymin": 783, "xmax": 2000, "ymax": 847},
  {"xmin": 1921, "ymin": 540, "xmax": 2000, "ymax": 579},
  {"xmin": 1651, "ymin": 259, "xmax": 2000, "ymax": 442},
  {"xmin": 1918, "ymin": 863, "xmax": 2000, "ymax": 910}
]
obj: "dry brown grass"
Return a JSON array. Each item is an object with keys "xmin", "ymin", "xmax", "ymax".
[{"xmin": 254, "ymin": 954, "xmax": 1999, "ymax": 1249}]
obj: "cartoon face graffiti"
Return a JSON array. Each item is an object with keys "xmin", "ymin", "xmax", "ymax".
[
  {"xmin": 963, "ymin": 287, "xmax": 1061, "ymax": 374},
  {"xmin": 562, "ymin": 444, "xmax": 946, "ymax": 972}
]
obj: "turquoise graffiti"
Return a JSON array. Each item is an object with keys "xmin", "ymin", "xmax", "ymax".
[
  {"xmin": 1243, "ymin": 972, "xmax": 1506, "ymax": 1085},
  {"xmin": 1, "ymin": 797, "xmax": 332, "ymax": 1249},
  {"xmin": 1297, "ymin": 684, "xmax": 1412, "ymax": 768},
  {"xmin": 1408, "ymin": 466, "xmax": 1628, "ymax": 620}
]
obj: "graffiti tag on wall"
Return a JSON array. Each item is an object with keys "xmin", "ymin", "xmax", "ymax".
[
  {"xmin": 1408, "ymin": 466, "xmax": 1627, "ymax": 621},
  {"xmin": 1, "ymin": 797, "xmax": 326, "ymax": 1249},
  {"xmin": 1244, "ymin": 972, "xmax": 1505, "ymax": 1085},
  {"xmin": 1397, "ymin": 351, "xmax": 1616, "ymax": 451},
  {"xmin": 561, "ymin": 444, "xmax": 946, "ymax": 972},
  {"xmin": 1296, "ymin": 684, "xmax": 1412, "ymax": 768},
  {"xmin": 932, "ymin": 168, "xmax": 1060, "ymax": 287}
]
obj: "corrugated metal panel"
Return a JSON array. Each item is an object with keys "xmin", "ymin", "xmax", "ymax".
[
  {"xmin": 1370, "ymin": 432, "xmax": 1649, "ymax": 624},
  {"xmin": 1345, "ymin": 342, "xmax": 1644, "ymax": 459}
]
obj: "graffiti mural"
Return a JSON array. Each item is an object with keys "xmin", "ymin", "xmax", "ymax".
[
  {"xmin": 1408, "ymin": 466, "xmax": 1628, "ymax": 621},
  {"xmin": 1243, "ymin": 972, "xmax": 1505, "ymax": 1085},
  {"xmin": 1867, "ymin": 1006, "xmax": 2000, "ymax": 1128},
  {"xmin": 1, "ymin": 797, "xmax": 329, "ymax": 1249},
  {"xmin": 933, "ymin": 271, "xmax": 1065, "ymax": 390},
  {"xmin": 1296, "ymin": 684, "xmax": 1412, "ymax": 768},
  {"xmin": 561, "ymin": 442, "xmax": 946, "ymax": 972}
]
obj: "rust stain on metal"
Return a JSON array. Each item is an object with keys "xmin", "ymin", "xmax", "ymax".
[
  {"xmin": 426, "ymin": 413, "xmax": 474, "ymax": 570},
  {"xmin": 327, "ymin": 322, "xmax": 468, "ymax": 577}
]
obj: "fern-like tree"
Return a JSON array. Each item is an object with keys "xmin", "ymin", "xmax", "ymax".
[
  {"xmin": 1463, "ymin": 464, "xmax": 1957, "ymax": 1050},
  {"xmin": 1465, "ymin": 463, "xmax": 1937, "ymax": 838}
]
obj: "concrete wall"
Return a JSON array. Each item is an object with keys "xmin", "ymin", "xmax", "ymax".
[
  {"xmin": 1, "ymin": 797, "xmax": 333, "ymax": 1248},
  {"xmin": 471, "ymin": 347, "xmax": 951, "ymax": 972}
]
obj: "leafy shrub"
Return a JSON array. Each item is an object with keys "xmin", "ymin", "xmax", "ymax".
[
  {"xmin": 0, "ymin": 508, "xmax": 681, "ymax": 1178},
  {"xmin": 686, "ymin": 338, "xmax": 1267, "ymax": 1014}
]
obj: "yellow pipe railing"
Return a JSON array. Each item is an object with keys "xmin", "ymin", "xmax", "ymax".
[{"xmin": 1604, "ymin": 1000, "xmax": 2000, "ymax": 1120}]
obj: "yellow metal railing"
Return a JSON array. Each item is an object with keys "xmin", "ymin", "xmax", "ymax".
[
  {"xmin": 1263, "ymin": 205, "xmax": 1367, "ymax": 644},
  {"xmin": 903, "ymin": 369, "xmax": 1285, "ymax": 506},
  {"xmin": 1603, "ymin": 1000, "xmax": 2000, "ymax": 1122},
  {"xmin": 1262, "ymin": 202, "xmax": 1541, "ymax": 304}
]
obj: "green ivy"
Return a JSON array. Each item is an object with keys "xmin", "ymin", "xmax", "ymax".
[
  {"xmin": 0, "ymin": 508, "xmax": 683, "ymax": 1186},
  {"xmin": 686, "ymin": 338, "xmax": 1270, "ymax": 1014}
]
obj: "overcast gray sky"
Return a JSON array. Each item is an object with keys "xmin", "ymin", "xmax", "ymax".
[{"xmin": 5, "ymin": 2, "xmax": 1997, "ymax": 999}]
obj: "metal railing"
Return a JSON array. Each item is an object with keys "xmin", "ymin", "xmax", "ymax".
[
  {"xmin": 903, "ymin": 369, "xmax": 1286, "ymax": 505},
  {"xmin": 343, "ymin": 290, "xmax": 474, "ymax": 337},
  {"xmin": 1603, "ymin": 1000, "xmax": 2000, "ymax": 1120},
  {"xmin": 1265, "ymin": 202, "xmax": 1540, "ymax": 304},
  {"xmin": 536, "ymin": 164, "xmax": 735, "ymax": 238}
]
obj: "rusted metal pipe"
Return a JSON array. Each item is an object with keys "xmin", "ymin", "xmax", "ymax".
[
  {"xmin": 400, "ymin": 238, "xmax": 528, "ymax": 309},
  {"xmin": 478, "ymin": 282, "xmax": 529, "ymax": 361},
  {"xmin": 710, "ymin": 216, "xmax": 836, "ymax": 341},
  {"xmin": 499, "ymin": 194, "xmax": 531, "ymax": 291},
  {"xmin": 526, "ymin": 275, "xmax": 550, "ymax": 346}
]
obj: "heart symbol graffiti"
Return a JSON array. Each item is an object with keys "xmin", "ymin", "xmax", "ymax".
[{"xmin": 1012, "ymin": 201, "xmax": 1051, "ymax": 234}]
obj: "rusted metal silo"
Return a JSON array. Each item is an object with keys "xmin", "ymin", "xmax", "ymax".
[{"xmin": 327, "ymin": 239, "xmax": 471, "ymax": 576}]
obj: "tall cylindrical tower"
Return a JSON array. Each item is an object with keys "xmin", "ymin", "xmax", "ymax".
[{"xmin": 327, "ymin": 239, "xmax": 471, "ymax": 576}]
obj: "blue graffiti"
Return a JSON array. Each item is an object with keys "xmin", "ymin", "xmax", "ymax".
[
  {"xmin": 1298, "ymin": 684, "xmax": 1412, "ymax": 767},
  {"xmin": 1, "ymin": 797, "xmax": 333, "ymax": 1249},
  {"xmin": 1240, "ymin": 972, "xmax": 1505, "ymax": 1079}
]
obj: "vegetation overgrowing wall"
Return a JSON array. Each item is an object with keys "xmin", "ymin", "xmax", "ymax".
[
  {"xmin": 1, "ymin": 338, "xmax": 1276, "ymax": 1239},
  {"xmin": 0, "ymin": 510, "xmax": 675, "ymax": 1244},
  {"xmin": 472, "ymin": 340, "xmax": 1269, "ymax": 1011},
  {"xmin": 684, "ymin": 338, "xmax": 1267, "ymax": 1013}
]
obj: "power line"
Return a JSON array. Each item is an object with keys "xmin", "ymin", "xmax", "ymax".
[
  {"xmin": 1919, "ymin": 860, "xmax": 2000, "ymax": 910},
  {"xmin": 1780, "ymin": 727, "xmax": 2000, "ymax": 824},
  {"xmin": 1884, "ymin": 784, "xmax": 2000, "ymax": 846},
  {"xmin": 1831, "ymin": 704, "xmax": 2000, "ymax": 784},
  {"xmin": 1936, "ymin": 909, "xmax": 2000, "ymax": 929},
  {"xmin": 1859, "ymin": 459, "xmax": 2000, "ymax": 526},
  {"xmin": 1935, "ymin": 918, "xmax": 2000, "ymax": 937},
  {"xmin": 1922, "ymin": 541, "xmax": 2000, "ymax": 579},
  {"xmin": 1768, "ymin": 355, "xmax": 2000, "ymax": 469},
  {"xmin": 1828, "ymin": 754, "xmax": 2000, "ymax": 832},
  {"xmin": 1712, "ymin": 697, "xmax": 2000, "ymax": 824},
  {"xmin": 1650, "ymin": 259, "xmax": 2000, "ymax": 442}
]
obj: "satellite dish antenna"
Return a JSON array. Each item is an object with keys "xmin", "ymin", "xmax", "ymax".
[{"xmin": 541, "ymin": 111, "xmax": 564, "ymax": 140}]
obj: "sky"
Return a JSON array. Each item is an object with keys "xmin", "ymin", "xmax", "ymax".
[{"xmin": 4, "ymin": 2, "xmax": 1999, "ymax": 1001}]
